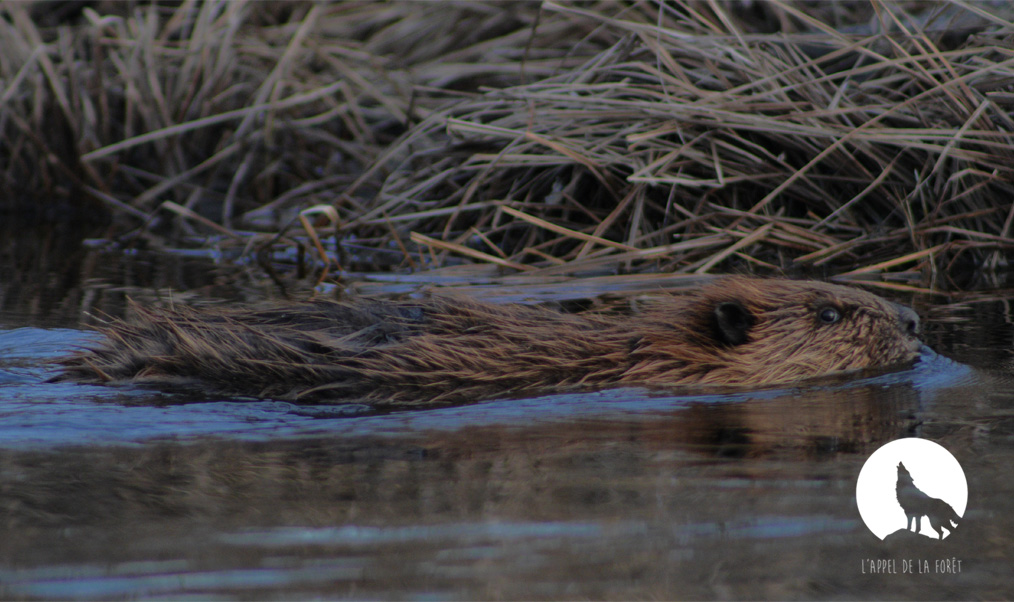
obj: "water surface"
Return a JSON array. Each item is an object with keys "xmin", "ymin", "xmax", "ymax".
[
  {"xmin": 1, "ymin": 314, "xmax": 1011, "ymax": 599},
  {"xmin": 1, "ymin": 240, "xmax": 1012, "ymax": 599}
]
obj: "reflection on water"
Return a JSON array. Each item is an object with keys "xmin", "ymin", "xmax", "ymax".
[{"xmin": 1, "ymin": 322, "xmax": 1013, "ymax": 599}]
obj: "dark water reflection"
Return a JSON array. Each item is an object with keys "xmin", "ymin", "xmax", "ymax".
[
  {"xmin": 2, "ymin": 235, "xmax": 1014, "ymax": 599},
  {"xmin": 1, "ymin": 323, "xmax": 1012, "ymax": 599}
]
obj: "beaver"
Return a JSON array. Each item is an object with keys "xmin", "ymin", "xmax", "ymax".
[{"xmin": 59, "ymin": 277, "xmax": 923, "ymax": 406}]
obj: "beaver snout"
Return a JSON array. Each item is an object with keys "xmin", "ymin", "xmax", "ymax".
[{"xmin": 893, "ymin": 303, "xmax": 920, "ymax": 337}]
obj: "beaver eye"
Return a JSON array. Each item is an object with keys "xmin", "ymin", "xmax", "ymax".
[{"xmin": 818, "ymin": 306, "xmax": 841, "ymax": 324}]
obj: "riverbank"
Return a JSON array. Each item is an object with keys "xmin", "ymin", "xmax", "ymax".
[{"xmin": 3, "ymin": 2, "xmax": 1014, "ymax": 293}]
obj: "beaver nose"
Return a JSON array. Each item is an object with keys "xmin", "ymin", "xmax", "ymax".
[{"xmin": 892, "ymin": 302, "xmax": 920, "ymax": 336}]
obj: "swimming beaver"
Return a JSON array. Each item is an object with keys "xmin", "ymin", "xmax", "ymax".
[{"xmin": 59, "ymin": 277, "xmax": 922, "ymax": 405}]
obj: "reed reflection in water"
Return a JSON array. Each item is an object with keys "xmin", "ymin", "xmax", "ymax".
[{"xmin": 6, "ymin": 370, "xmax": 1004, "ymax": 600}]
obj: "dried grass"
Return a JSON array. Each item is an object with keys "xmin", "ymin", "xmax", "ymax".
[{"xmin": 3, "ymin": 1, "xmax": 1014, "ymax": 291}]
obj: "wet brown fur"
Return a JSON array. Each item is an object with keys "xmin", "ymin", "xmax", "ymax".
[{"xmin": 59, "ymin": 278, "xmax": 923, "ymax": 406}]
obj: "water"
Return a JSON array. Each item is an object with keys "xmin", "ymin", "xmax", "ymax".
[{"xmin": 1, "ymin": 243, "xmax": 1013, "ymax": 599}]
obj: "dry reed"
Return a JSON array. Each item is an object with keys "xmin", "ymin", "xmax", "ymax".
[{"xmin": 3, "ymin": 1, "xmax": 1014, "ymax": 292}]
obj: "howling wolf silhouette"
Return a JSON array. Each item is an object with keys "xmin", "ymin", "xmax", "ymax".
[{"xmin": 896, "ymin": 462, "xmax": 960, "ymax": 538}]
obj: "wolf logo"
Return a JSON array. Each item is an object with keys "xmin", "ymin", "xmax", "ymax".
[
  {"xmin": 857, "ymin": 438, "xmax": 967, "ymax": 540},
  {"xmin": 896, "ymin": 462, "xmax": 960, "ymax": 539}
]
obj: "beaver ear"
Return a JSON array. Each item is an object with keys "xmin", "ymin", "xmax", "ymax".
[{"xmin": 713, "ymin": 301, "xmax": 755, "ymax": 346}]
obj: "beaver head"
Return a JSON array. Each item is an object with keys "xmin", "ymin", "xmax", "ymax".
[{"xmin": 634, "ymin": 277, "xmax": 923, "ymax": 386}]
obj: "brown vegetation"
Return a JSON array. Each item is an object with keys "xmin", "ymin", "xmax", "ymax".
[{"xmin": 3, "ymin": 2, "xmax": 1014, "ymax": 291}]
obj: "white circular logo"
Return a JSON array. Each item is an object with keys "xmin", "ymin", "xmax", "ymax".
[{"xmin": 856, "ymin": 438, "xmax": 967, "ymax": 541}]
